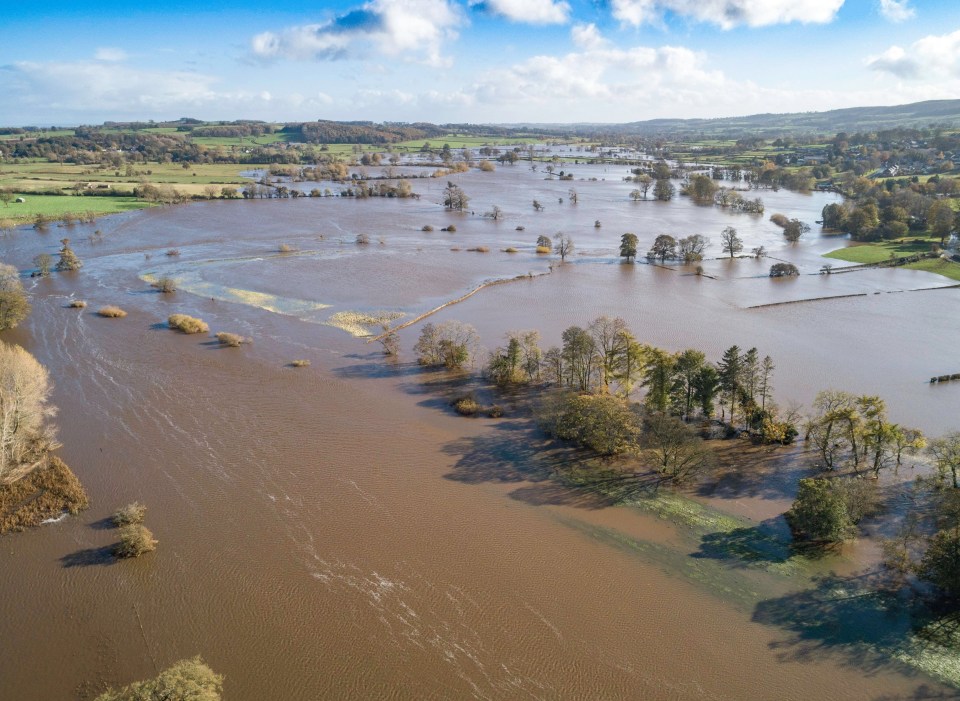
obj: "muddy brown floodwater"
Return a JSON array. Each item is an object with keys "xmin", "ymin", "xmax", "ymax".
[{"xmin": 0, "ymin": 162, "xmax": 956, "ymax": 700}]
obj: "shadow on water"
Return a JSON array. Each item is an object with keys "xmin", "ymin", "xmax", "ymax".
[
  {"xmin": 60, "ymin": 545, "xmax": 115, "ymax": 568},
  {"xmin": 750, "ymin": 570, "xmax": 960, "ymax": 692},
  {"xmin": 440, "ymin": 421, "xmax": 620, "ymax": 510},
  {"xmin": 695, "ymin": 441, "xmax": 813, "ymax": 502},
  {"xmin": 87, "ymin": 517, "xmax": 115, "ymax": 532},
  {"xmin": 691, "ymin": 516, "xmax": 805, "ymax": 568}
]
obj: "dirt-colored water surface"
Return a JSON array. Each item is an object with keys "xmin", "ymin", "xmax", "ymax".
[{"xmin": 0, "ymin": 163, "xmax": 956, "ymax": 700}]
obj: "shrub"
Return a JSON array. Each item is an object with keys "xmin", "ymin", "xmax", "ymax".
[
  {"xmin": 537, "ymin": 392, "xmax": 642, "ymax": 456},
  {"xmin": 290, "ymin": 359, "xmax": 311, "ymax": 367},
  {"xmin": 453, "ymin": 396, "xmax": 481, "ymax": 416},
  {"xmin": 918, "ymin": 526, "xmax": 960, "ymax": 599},
  {"xmin": 94, "ymin": 657, "xmax": 223, "ymax": 701},
  {"xmin": 488, "ymin": 405, "xmax": 504, "ymax": 418},
  {"xmin": 785, "ymin": 478, "xmax": 853, "ymax": 544},
  {"xmin": 355, "ymin": 233, "xmax": 370, "ymax": 245},
  {"xmin": 114, "ymin": 524, "xmax": 157, "ymax": 558},
  {"xmin": 98, "ymin": 306, "xmax": 127, "ymax": 318},
  {"xmin": 769, "ymin": 262, "xmax": 800, "ymax": 277},
  {"xmin": 277, "ymin": 243, "xmax": 295, "ymax": 253},
  {"xmin": 215, "ymin": 332, "xmax": 247, "ymax": 347},
  {"xmin": 55, "ymin": 239, "xmax": 82, "ymax": 272},
  {"xmin": 113, "ymin": 501, "xmax": 147, "ymax": 526},
  {"xmin": 422, "ymin": 225, "xmax": 434, "ymax": 232},
  {"xmin": 168, "ymin": 314, "xmax": 208, "ymax": 334},
  {"xmin": 68, "ymin": 300, "xmax": 87, "ymax": 309},
  {"xmin": 504, "ymin": 247, "xmax": 518, "ymax": 253},
  {"xmin": 769, "ymin": 213, "xmax": 789, "ymax": 228},
  {"xmin": 153, "ymin": 277, "xmax": 176, "ymax": 293},
  {"xmin": 535, "ymin": 246, "xmax": 551, "ymax": 254},
  {"xmin": 467, "ymin": 246, "xmax": 489, "ymax": 253},
  {"xmin": 478, "ymin": 160, "xmax": 495, "ymax": 172},
  {"xmin": 165, "ymin": 249, "xmax": 180, "ymax": 257},
  {"xmin": 446, "ymin": 225, "xmax": 457, "ymax": 232}
]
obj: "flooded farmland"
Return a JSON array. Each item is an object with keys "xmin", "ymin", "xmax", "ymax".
[{"xmin": 1, "ymin": 162, "xmax": 957, "ymax": 700}]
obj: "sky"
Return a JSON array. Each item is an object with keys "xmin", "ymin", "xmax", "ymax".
[{"xmin": 2, "ymin": 0, "xmax": 959, "ymax": 126}]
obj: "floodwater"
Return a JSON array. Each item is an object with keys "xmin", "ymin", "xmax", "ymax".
[{"xmin": 0, "ymin": 162, "xmax": 956, "ymax": 700}]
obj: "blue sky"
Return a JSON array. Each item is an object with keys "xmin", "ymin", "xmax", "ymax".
[{"xmin": 2, "ymin": 0, "xmax": 959, "ymax": 125}]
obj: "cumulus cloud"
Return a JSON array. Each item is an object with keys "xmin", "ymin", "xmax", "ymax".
[
  {"xmin": 878, "ymin": 0, "xmax": 914, "ymax": 23},
  {"xmin": 611, "ymin": 0, "xmax": 845, "ymax": 29},
  {"xmin": 867, "ymin": 29, "xmax": 960, "ymax": 79},
  {"xmin": 0, "ymin": 59, "xmax": 328, "ymax": 122},
  {"xmin": 251, "ymin": 0, "xmax": 462, "ymax": 67},
  {"xmin": 470, "ymin": 0, "xmax": 570, "ymax": 24},
  {"xmin": 571, "ymin": 23, "xmax": 608, "ymax": 50}
]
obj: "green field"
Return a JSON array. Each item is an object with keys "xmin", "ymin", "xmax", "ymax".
[
  {"xmin": 0, "ymin": 194, "xmax": 154, "ymax": 227},
  {"xmin": 824, "ymin": 237, "xmax": 960, "ymax": 281}
]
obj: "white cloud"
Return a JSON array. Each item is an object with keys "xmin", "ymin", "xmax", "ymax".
[
  {"xmin": 867, "ymin": 29, "xmax": 960, "ymax": 79},
  {"xmin": 878, "ymin": 0, "xmax": 914, "ymax": 23},
  {"xmin": 571, "ymin": 23, "xmax": 608, "ymax": 50},
  {"xmin": 0, "ymin": 59, "xmax": 331, "ymax": 122},
  {"xmin": 611, "ymin": 0, "xmax": 845, "ymax": 29},
  {"xmin": 94, "ymin": 47, "xmax": 128, "ymax": 62},
  {"xmin": 251, "ymin": 0, "xmax": 462, "ymax": 67},
  {"xmin": 470, "ymin": 0, "xmax": 570, "ymax": 24}
]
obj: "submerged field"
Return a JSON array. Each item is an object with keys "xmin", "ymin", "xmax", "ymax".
[{"xmin": 0, "ymin": 160, "xmax": 958, "ymax": 700}]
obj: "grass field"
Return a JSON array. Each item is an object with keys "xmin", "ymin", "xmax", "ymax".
[
  {"xmin": 0, "ymin": 194, "xmax": 154, "ymax": 227},
  {"xmin": 0, "ymin": 162, "xmax": 250, "ymax": 192},
  {"xmin": 824, "ymin": 236, "xmax": 960, "ymax": 281}
]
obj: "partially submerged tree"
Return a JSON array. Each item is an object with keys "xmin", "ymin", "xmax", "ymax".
[
  {"xmin": 0, "ymin": 263, "xmax": 30, "ymax": 331},
  {"xmin": 0, "ymin": 342, "xmax": 58, "ymax": 483},
  {"xmin": 55, "ymin": 238, "xmax": 82, "ymax": 272},
  {"xmin": 619, "ymin": 233, "xmax": 638, "ymax": 262},
  {"xmin": 554, "ymin": 234, "xmax": 574, "ymax": 262},
  {"xmin": 414, "ymin": 320, "xmax": 480, "ymax": 369},
  {"xmin": 719, "ymin": 226, "xmax": 743, "ymax": 258}
]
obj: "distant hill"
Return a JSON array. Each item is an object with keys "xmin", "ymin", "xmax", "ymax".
[{"xmin": 517, "ymin": 100, "xmax": 960, "ymax": 138}]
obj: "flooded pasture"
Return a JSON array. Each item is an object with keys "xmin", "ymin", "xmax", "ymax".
[{"xmin": 0, "ymin": 163, "xmax": 956, "ymax": 699}]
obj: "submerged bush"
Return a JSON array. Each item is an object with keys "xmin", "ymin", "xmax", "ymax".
[
  {"xmin": 168, "ymin": 314, "xmax": 208, "ymax": 334},
  {"xmin": 453, "ymin": 395, "xmax": 481, "ymax": 416},
  {"xmin": 98, "ymin": 306, "xmax": 127, "ymax": 318},
  {"xmin": 152, "ymin": 276, "xmax": 176, "ymax": 293},
  {"xmin": 68, "ymin": 300, "xmax": 87, "ymax": 309},
  {"xmin": 215, "ymin": 332, "xmax": 247, "ymax": 347},
  {"xmin": 94, "ymin": 657, "xmax": 223, "ymax": 701},
  {"xmin": 115, "ymin": 524, "xmax": 157, "ymax": 558},
  {"xmin": 785, "ymin": 478, "xmax": 853, "ymax": 544},
  {"xmin": 290, "ymin": 359, "xmax": 310, "ymax": 367},
  {"xmin": 113, "ymin": 501, "xmax": 147, "ymax": 526},
  {"xmin": 769, "ymin": 262, "xmax": 800, "ymax": 277}
]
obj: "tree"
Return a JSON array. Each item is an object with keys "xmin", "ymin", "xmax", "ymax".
[
  {"xmin": 0, "ymin": 188, "xmax": 13, "ymax": 207},
  {"xmin": 619, "ymin": 233, "xmax": 638, "ymax": 263},
  {"xmin": 929, "ymin": 433, "xmax": 960, "ymax": 489},
  {"xmin": 0, "ymin": 264, "xmax": 30, "ymax": 331},
  {"xmin": 537, "ymin": 391, "xmax": 642, "ymax": 456},
  {"xmin": 94, "ymin": 657, "xmax": 223, "ymax": 701},
  {"xmin": 0, "ymin": 342, "xmax": 58, "ymax": 483},
  {"xmin": 560, "ymin": 325, "xmax": 598, "ymax": 392},
  {"xmin": 821, "ymin": 202, "xmax": 846, "ymax": 231},
  {"xmin": 927, "ymin": 199, "xmax": 955, "ymax": 245},
  {"xmin": 720, "ymin": 226, "xmax": 743, "ymax": 258},
  {"xmin": 32, "ymin": 253, "xmax": 52, "ymax": 277},
  {"xmin": 671, "ymin": 349, "xmax": 706, "ymax": 420},
  {"xmin": 443, "ymin": 182, "xmax": 469, "ymax": 211},
  {"xmin": 653, "ymin": 178, "xmax": 675, "ymax": 201},
  {"xmin": 485, "ymin": 205, "xmax": 503, "ymax": 220},
  {"xmin": 629, "ymin": 189, "xmax": 642, "ymax": 202},
  {"xmin": 769, "ymin": 262, "xmax": 799, "ymax": 277},
  {"xmin": 677, "ymin": 234, "xmax": 708, "ymax": 263},
  {"xmin": 642, "ymin": 348, "xmax": 675, "ymax": 413},
  {"xmin": 532, "ymin": 199, "xmax": 544, "ymax": 211},
  {"xmin": 589, "ymin": 316, "xmax": 629, "ymax": 392},
  {"xmin": 643, "ymin": 412, "xmax": 713, "ymax": 483},
  {"xmin": 568, "ymin": 189, "xmax": 578, "ymax": 204},
  {"xmin": 413, "ymin": 321, "xmax": 479, "ymax": 369},
  {"xmin": 487, "ymin": 330, "xmax": 541, "ymax": 386},
  {"xmin": 785, "ymin": 478, "xmax": 854, "ymax": 544},
  {"xmin": 782, "ymin": 219, "xmax": 810, "ymax": 242},
  {"xmin": 554, "ymin": 234, "xmax": 574, "ymax": 262},
  {"xmin": 758, "ymin": 355, "xmax": 775, "ymax": 412},
  {"xmin": 536, "ymin": 234, "xmax": 552, "ymax": 250},
  {"xmin": 634, "ymin": 173, "xmax": 653, "ymax": 198},
  {"xmin": 716, "ymin": 345, "xmax": 742, "ymax": 424},
  {"xmin": 55, "ymin": 238, "xmax": 82, "ymax": 271},
  {"xmin": 684, "ymin": 174, "xmax": 719, "ymax": 204},
  {"xmin": 918, "ymin": 525, "xmax": 960, "ymax": 599},
  {"xmin": 647, "ymin": 234, "xmax": 677, "ymax": 263}
]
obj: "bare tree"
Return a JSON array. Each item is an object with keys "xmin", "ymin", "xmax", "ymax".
[
  {"xmin": 720, "ymin": 226, "xmax": 743, "ymax": 258},
  {"xmin": 554, "ymin": 234, "xmax": 574, "ymax": 262},
  {"xmin": 0, "ymin": 342, "xmax": 58, "ymax": 483}
]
